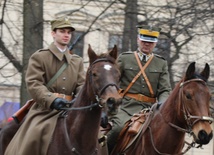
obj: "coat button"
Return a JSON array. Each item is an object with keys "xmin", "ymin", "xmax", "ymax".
[
  {"xmin": 62, "ymin": 87, "xmax": 66, "ymax": 90},
  {"xmin": 63, "ymin": 77, "xmax": 66, "ymax": 80}
]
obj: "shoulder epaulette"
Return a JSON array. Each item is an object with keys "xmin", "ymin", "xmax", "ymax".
[
  {"xmin": 71, "ymin": 54, "xmax": 82, "ymax": 59},
  {"xmin": 38, "ymin": 49, "xmax": 49, "ymax": 52},
  {"xmin": 121, "ymin": 51, "xmax": 134, "ymax": 55},
  {"xmin": 154, "ymin": 54, "xmax": 166, "ymax": 60}
]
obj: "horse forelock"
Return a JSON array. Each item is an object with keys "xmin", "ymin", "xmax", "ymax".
[
  {"xmin": 192, "ymin": 73, "xmax": 208, "ymax": 82},
  {"xmin": 185, "ymin": 62, "xmax": 209, "ymax": 82},
  {"xmin": 92, "ymin": 53, "xmax": 116, "ymax": 65}
]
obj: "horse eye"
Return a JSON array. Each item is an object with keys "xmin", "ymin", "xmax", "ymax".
[
  {"xmin": 92, "ymin": 73, "xmax": 97, "ymax": 77},
  {"xmin": 186, "ymin": 93, "xmax": 192, "ymax": 100}
]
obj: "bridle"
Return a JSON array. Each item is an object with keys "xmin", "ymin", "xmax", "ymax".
[
  {"xmin": 151, "ymin": 78, "xmax": 213, "ymax": 155},
  {"xmin": 61, "ymin": 58, "xmax": 119, "ymax": 111},
  {"xmin": 59, "ymin": 58, "xmax": 120, "ymax": 155},
  {"xmin": 170, "ymin": 79, "xmax": 213, "ymax": 133},
  {"xmin": 88, "ymin": 58, "xmax": 119, "ymax": 106}
]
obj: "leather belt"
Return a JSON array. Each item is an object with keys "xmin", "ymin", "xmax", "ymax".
[
  {"xmin": 54, "ymin": 93, "xmax": 73, "ymax": 101},
  {"xmin": 124, "ymin": 93, "xmax": 156, "ymax": 103}
]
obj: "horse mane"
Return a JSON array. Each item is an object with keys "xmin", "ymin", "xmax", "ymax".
[{"xmin": 162, "ymin": 79, "xmax": 183, "ymax": 121}]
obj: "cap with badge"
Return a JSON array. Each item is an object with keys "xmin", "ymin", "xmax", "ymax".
[
  {"xmin": 51, "ymin": 17, "xmax": 75, "ymax": 31},
  {"xmin": 137, "ymin": 25, "xmax": 161, "ymax": 43}
]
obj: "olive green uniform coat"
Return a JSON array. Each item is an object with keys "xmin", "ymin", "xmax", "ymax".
[
  {"xmin": 107, "ymin": 51, "xmax": 172, "ymax": 151},
  {"xmin": 5, "ymin": 43, "xmax": 85, "ymax": 155}
]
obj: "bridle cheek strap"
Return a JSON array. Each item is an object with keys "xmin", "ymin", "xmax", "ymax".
[{"xmin": 180, "ymin": 79, "xmax": 213, "ymax": 127}]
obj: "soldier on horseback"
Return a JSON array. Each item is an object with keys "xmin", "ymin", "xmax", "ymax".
[{"xmin": 107, "ymin": 25, "xmax": 172, "ymax": 154}]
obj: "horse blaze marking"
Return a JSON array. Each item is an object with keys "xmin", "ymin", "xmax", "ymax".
[{"xmin": 104, "ymin": 65, "xmax": 112, "ymax": 70}]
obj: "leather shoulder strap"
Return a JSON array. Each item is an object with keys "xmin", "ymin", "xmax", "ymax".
[
  {"xmin": 120, "ymin": 52, "xmax": 154, "ymax": 97},
  {"xmin": 120, "ymin": 71, "xmax": 142, "ymax": 97},
  {"xmin": 47, "ymin": 62, "xmax": 68, "ymax": 87},
  {"xmin": 134, "ymin": 52, "xmax": 154, "ymax": 97}
]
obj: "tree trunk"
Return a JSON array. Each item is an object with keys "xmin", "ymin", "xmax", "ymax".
[
  {"xmin": 121, "ymin": 0, "xmax": 138, "ymax": 53},
  {"xmin": 21, "ymin": 0, "xmax": 43, "ymax": 105}
]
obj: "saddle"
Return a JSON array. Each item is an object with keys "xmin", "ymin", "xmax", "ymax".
[{"xmin": 111, "ymin": 103, "xmax": 157, "ymax": 154}]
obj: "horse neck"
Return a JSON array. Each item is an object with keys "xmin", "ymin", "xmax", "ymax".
[
  {"xmin": 146, "ymin": 82, "xmax": 186, "ymax": 153},
  {"xmin": 66, "ymin": 83, "xmax": 102, "ymax": 140},
  {"xmin": 159, "ymin": 80, "xmax": 186, "ymax": 128}
]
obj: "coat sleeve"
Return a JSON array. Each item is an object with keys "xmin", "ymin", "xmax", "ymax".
[
  {"xmin": 74, "ymin": 58, "xmax": 85, "ymax": 96},
  {"xmin": 157, "ymin": 61, "xmax": 172, "ymax": 103},
  {"xmin": 117, "ymin": 55, "xmax": 122, "ymax": 74},
  {"xmin": 25, "ymin": 52, "xmax": 57, "ymax": 108}
]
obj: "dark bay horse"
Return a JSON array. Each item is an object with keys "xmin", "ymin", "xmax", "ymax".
[
  {"xmin": 47, "ymin": 45, "xmax": 122, "ymax": 155},
  {"xmin": 111, "ymin": 62, "xmax": 213, "ymax": 155},
  {"xmin": 0, "ymin": 45, "xmax": 122, "ymax": 155}
]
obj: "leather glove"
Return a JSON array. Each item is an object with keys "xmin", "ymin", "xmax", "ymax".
[
  {"xmin": 100, "ymin": 111, "xmax": 108, "ymax": 128},
  {"xmin": 157, "ymin": 102, "xmax": 162, "ymax": 109},
  {"xmin": 50, "ymin": 98, "xmax": 69, "ymax": 110}
]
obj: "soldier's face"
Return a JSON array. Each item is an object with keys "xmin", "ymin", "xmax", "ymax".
[
  {"xmin": 52, "ymin": 28, "xmax": 72, "ymax": 47},
  {"xmin": 137, "ymin": 38, "xmax": 157, "ymax": 55}
]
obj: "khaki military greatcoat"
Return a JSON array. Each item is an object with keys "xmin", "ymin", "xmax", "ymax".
[{"xmin": 5, "ymin": 43, "xmax": 85, "ymax": 155}]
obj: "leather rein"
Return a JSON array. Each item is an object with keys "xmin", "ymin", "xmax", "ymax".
[{"xmin": 58, "ymin": 58, "xmax": 119, "ymax": 155}]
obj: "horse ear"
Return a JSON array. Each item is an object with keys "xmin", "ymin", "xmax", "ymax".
[
  {"xmin": 88, "ymin": 44, "xmax": 98, "ymax": 65},
  {"xmin": 200, "ymin": 63, "xmax": 210, "ymax": 81},
  {"xmin": 109, "ymin": 45, "xmax": 118, "ymax": 60},
  {"xmin": 185, "ymin": 62, "xmax": 195, "ymax": 81}
]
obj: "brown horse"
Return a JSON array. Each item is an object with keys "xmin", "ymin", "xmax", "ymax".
[
  {"xmin": 111, "ymin": 62, "xmax": 213, "ymax": 155},
  {"xmin": 0, "ymin": 45, "xmax": 122, "ymax": 155}
]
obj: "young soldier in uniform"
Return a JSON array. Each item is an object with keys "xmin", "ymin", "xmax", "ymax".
[
  {"xmin": 107, "ymin": 25, "xmax": 172, "ymax": 153},
  {"xmin": 5, "ymin": 17, "xmax": 85, "ymax": 155}
]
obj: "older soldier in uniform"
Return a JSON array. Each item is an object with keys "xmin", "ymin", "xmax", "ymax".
[
  {"xmin": 5, "ymin": 17, "xmax": 85, "ymax": 155},
  {"xmin": 107, "ymin": 25, "xmax": 172, "ymax": 153}
]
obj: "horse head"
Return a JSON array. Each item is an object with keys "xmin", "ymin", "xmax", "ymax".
[
  {"xmin": 179, "ymin": 62, "xmax": 213, "ymax": 145},
  {"xmin": 86, "ymin": 45, "xmax": 122, "ymax": 125}
]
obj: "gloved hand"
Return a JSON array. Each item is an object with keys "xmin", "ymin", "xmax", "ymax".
[
  {"xmin": 50, "ymin": 98, "xmax": 69, "ymax": 110},
  {"xmin": 157, "ymin": 102, "xmax": 162, "ymax": 109},
  {"xmin": 100, "ymin": 111, "xmax": 108, "ymax": 128}
]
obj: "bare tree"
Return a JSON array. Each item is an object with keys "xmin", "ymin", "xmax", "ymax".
[
  {"xmin": 0, "ymin": 0, "xmax": 43, "ymax": 105},
  {"xmin": 136, "ymin": 0, "xmax": 214, "ymax": 86},
  {"xmin": 0, "ymin": 0, "xmax": 213, "ymax": 104},
  {"xmin": 20, "ymin": 0, "xmax": 43, "ymax": 105},
  {"xmin": 121, "ymin": 0, "xmax": 138, "ymax": 52}
]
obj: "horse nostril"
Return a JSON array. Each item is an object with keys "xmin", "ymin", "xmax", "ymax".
[
  {"xmin": 107, "ymin": 97, "xmax": 119, "ymax": 115},
  {"xmin": 117, "ymin": 98, "xmax": 122, "ymax": 105},
  {"xmin": 198, "ymin": 130, "xmax": 212, "ymax": 145},
  {"xmin": 107, "ymin": 98, "xmax": 116, "ymax": 107},
  {"xmin": 209, "ymin": 131, "xmax": 213, "ymax": 140}
]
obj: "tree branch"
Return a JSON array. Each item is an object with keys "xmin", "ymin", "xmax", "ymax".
[{"xmin": 0, "ymin": 38, "xmax": 23, "ymax": 72}]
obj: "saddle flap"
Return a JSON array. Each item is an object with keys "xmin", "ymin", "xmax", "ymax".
[{"xmin": 111, "ymin": 109, "xmax": 149, "ymax": 154}]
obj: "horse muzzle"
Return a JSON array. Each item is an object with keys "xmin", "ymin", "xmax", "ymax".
[
  {"xmin": 192, "ymin": 121, "xmax": 213, "ymax": 145},
  {"xmin": 194, "ymin": 130, "xmax": 213, "ymax": 145}
]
